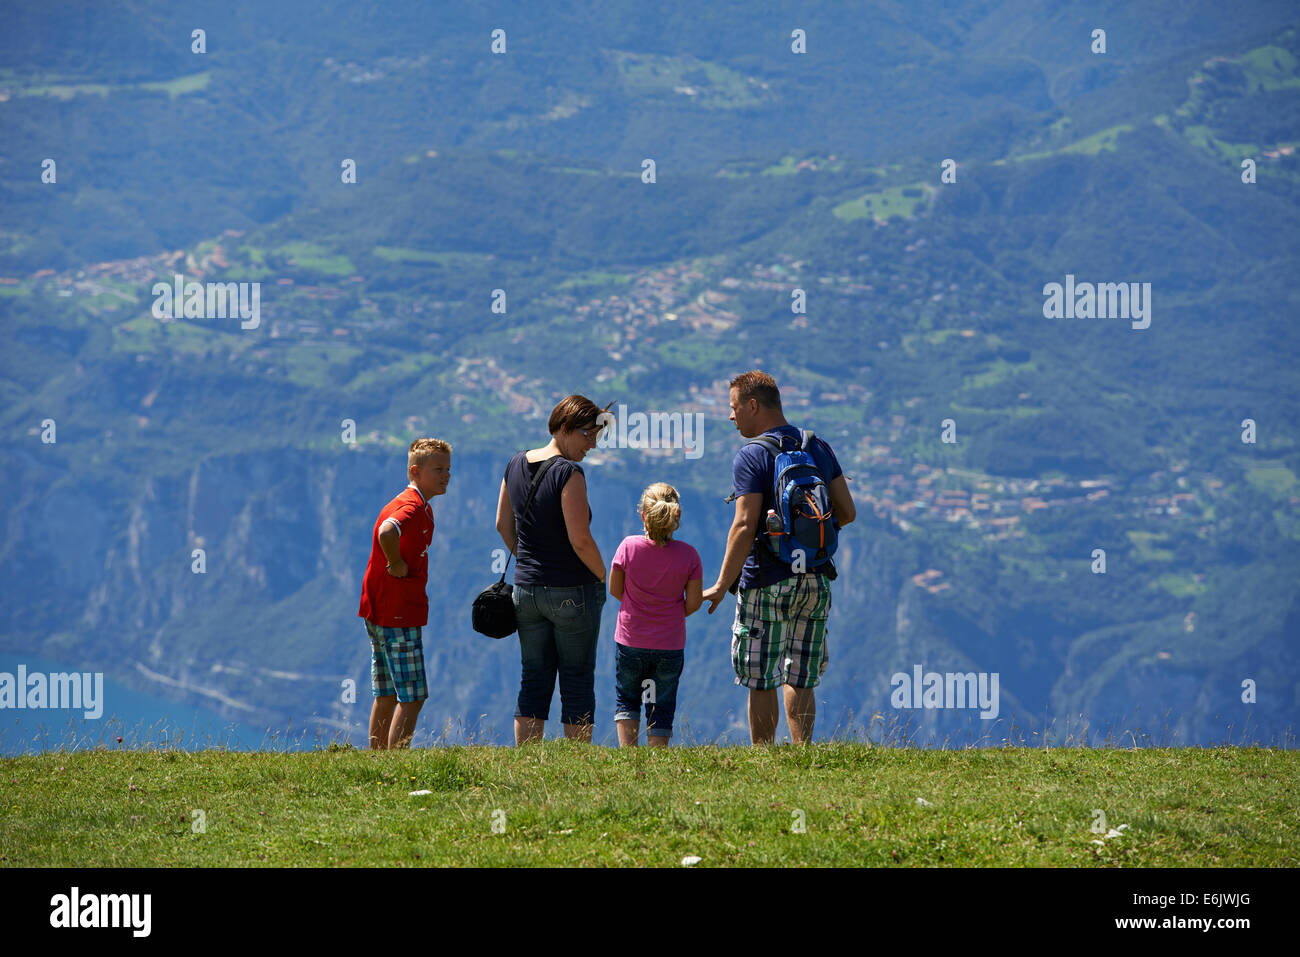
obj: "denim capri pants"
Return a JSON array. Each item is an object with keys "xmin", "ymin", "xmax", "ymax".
[{"xmin": 513, "ymin": 581, "xmax": 606, "ymax": 726}]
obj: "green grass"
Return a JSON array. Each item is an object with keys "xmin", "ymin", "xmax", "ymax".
[
  {"xmin": 611, "ymin": 51, "xmax": 766, "ymax": 109},
  {"xmin": 372, "ymin": 247, "xmax": 493, "ymax": 269},
  {"xmin": 762, "ymin": 156, "xmax": 801, "ymax": 176},
  {"xmin": 1245, "ymin": 463, "xmax": 1297, "ymax": 499},
  {"xmin": 1164, "ymin": 35, "xmax": 1300, "ymax": 162},
  {"xmin": 1012, "ymin": 124, "xmax": 1134, "ymax": 163},
  {"xmin": 946, "ymin": 403, "xmax": 1045, "ymax": 421},
  {"xmin": 963, "ymin": 358, "xmax": 1036, "ymax": 389},
  {"xmin": 657, "ymin": 338, "xmax": 741, "ymax": 376},
  {"xmin": 280, "ymin": 241, "xmax": 355, "ymax": 277},
  {"xmin": 1152, "ymin": 572, "xmax": 1209, "ymax": 598},
  {"xmin": 833, "ymin": 183, "xmax": 933, "ymax": 222},
  {"xmin": 347, "ymin": 353, "xmax": 441, "ymax": 390},
  {"xmin": 2, "ymin": 743, "xmax": 1294, "ymax": 866},
  {"xmin": 373, "ymin": 246, "xmax": 448, "ymax": 264},
  {"xmin": 714, "ymin": 155, "xmax": 844, "ymax": 178},
  {"xmin": 112, "ymin": 316, "xmax": 225, "ymax": 357},
  {"xmin": 1127, "ymin": 530, "xmax": 1175, "ymax": 562},
  {"xmin": 1240, "ymin": 44, "xmax": 1300, "ymax": 93},
  {"xmin": 557, "ymin": 270, "xmax": 631, "ymax": 290},
  {"xmin": 280, "ymin": 342, "xmax": 364, "ymax": 387}
]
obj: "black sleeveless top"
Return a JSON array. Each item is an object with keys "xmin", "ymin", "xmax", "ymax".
[{"xmin": 505, "ymin": 451, "xmax": 599, "ymax": 587}]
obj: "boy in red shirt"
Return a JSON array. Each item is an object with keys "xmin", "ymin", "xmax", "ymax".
[{"xmin": 358, "ymin": 438, "xmax": 451, "ymax": 749}]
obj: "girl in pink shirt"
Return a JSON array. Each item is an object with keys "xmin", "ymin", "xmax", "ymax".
[{"xmin": 608, "ymin": 483, "xmax": 704, "ymax": 746}]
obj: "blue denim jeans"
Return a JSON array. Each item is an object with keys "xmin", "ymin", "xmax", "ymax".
[
  {"xmin": 513, "ymin": 581, "xmax": 606, "ymax": 726},
  {"xmin": 613, "ymin": 643, "xmax": 684, "ymax": 738}
]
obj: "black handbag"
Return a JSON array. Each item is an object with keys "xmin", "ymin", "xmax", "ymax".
[{"xmin": 472, "ymin": 454, "xmax": 560, "ymax": 638}]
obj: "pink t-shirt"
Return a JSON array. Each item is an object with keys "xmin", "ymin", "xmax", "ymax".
[{"xmin": 612, "ymin": 535, "xmax": 703, "ymax": 650}]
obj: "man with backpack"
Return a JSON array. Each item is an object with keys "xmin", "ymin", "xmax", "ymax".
[{"xmin": 703, "ymin": 371, "xmax": 856, "ymax": 744}]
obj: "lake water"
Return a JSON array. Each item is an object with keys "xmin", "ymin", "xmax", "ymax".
[{"xmin": 0, "ymin": 653, "xmax": 315, "ymax": 754}]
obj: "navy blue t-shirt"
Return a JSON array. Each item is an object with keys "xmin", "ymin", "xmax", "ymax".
[
  {"xmin": 506, "ymin": 451, "xmax": 599, "ymax": 587},
  {"xmin": 731, "ymin": 425, "xmax": 843, "ymax": 590}
]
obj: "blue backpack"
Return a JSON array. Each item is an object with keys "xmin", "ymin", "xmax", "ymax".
[{"xmin": 746, "ymin": 429, "xmax": 839, "ymax": 575}]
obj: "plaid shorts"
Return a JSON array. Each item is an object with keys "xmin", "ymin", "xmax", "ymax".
[
  {"xmin": 366, "ymin": 621, "xmax": 428, "ymax": 702},
  {"xmin": 731, "ymin": 573, "xmax": 831, "ymax": 690}
]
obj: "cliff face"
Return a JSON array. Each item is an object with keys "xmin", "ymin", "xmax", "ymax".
[{"xmin": 3, "ymin": 446, "xmax": 1293, "ymax": 747}]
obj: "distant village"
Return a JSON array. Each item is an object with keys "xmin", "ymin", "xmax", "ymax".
[{"xmin": 8, "ymin": 241, "xmax": 1232, "ymax": 565}]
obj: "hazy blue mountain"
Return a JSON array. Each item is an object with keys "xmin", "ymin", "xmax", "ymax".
[{"xmin": 1, "ymin": 1, "xmax": 1297, "ymax": 749}]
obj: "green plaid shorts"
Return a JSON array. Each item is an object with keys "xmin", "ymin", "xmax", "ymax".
[
  {"xmin": 366, "ymin": 621, "xmax": 428, "ymax": 702},
  {"xmin": 731, "ymin": 573, "xmax": 831, "ymax": 690}
]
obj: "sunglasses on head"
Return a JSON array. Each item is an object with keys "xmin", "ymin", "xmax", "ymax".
[{"xmin": 577, "ymin": 401, "xmax": 615, "ymax": 440}]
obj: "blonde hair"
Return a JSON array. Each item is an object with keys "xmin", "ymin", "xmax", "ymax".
[
  {"xmin": 408, "ymin": 437, "xmax": 451, "ymax": 472},
  {"xmin": 638, "ymin": 482, "xmax": 682, "ymax": 544}
]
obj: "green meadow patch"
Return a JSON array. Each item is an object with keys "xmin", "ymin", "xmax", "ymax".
[
  {"xmin": 558, "ymin": 270, "xmax": 631, "ymax": 290},
  {"xmin": 1127, "ymin": 530, "xmax": 1175, "ymax": 562},
  {"xmin": 833, "ymin": 183, "xmax": 934, "ymax": 222},
  {"xmin": 2, "ymin": 744, "xmax": 1294, "ymax": 867},
  {"xmin": 1240, "ymin": 43, "xmax": 1300, "ymax": 93},
  {"xmin": 279, "ymin": 241, "xmax": 355, "ymax": 277},
  {"xmin": 609, "ymin": 50, "xmax": 767, "ymax": 109},
  {"xmin": 1152, "ymin": 572, "xmax": 1210, "ymax": 598},
  {"xmin": 373, "ymin": 247, "xmax": 494, "ymax": 269},
  {"xmin": 1245, "ymin": 463, "xmax": 1297, "ymax": 499},
  {"xmin": 1011, "ymin": 124, "xmax": 1134, "ymax": 164}
]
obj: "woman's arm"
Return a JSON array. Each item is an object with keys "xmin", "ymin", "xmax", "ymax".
[
  {"xmin": 495, "ymin": 478, "xmax": 517, "ymax": 553},
  {"xmin": 560, "ymin": 470, "xmax": 606, "ymax": 582}
]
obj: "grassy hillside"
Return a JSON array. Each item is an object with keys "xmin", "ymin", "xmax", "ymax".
[{"xmin": 2, "ymin": 743, "xmax": 1295, "ymax": 866}]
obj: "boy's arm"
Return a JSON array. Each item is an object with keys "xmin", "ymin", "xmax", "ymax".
[{"xmin": 378, "ymin": 521, "xmax": 406, "ymax": 577}]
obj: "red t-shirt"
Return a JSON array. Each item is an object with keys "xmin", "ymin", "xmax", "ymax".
[{"xmin": 358, "ymin": 485, "xmax": 434, "ymax": 628}]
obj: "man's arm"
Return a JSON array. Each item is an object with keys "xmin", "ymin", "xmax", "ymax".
[
  {"xmin": 702, "ymin": 491, "xmax": 762, "ymax": 614},
  {"xmin": 828, "ymin": 474, "xmax": 856, "ymax": 527}
]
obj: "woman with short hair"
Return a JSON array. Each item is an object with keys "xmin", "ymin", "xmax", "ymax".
[{"xmin": 496, "ymin": 395, "xmax": 610, "ymax": 744}]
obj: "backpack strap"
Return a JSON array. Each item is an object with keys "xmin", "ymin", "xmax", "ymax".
[
  {"xmin": 745, "ymin": 433, "xmax": 786, "ymax": 458},
  {"xmin": 740, "ymin": 432, "xmax": 792, "ymax": 589},
  {"xmin": 500, "ymin": 453, "xmax": 561, "ymax": 582}
]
